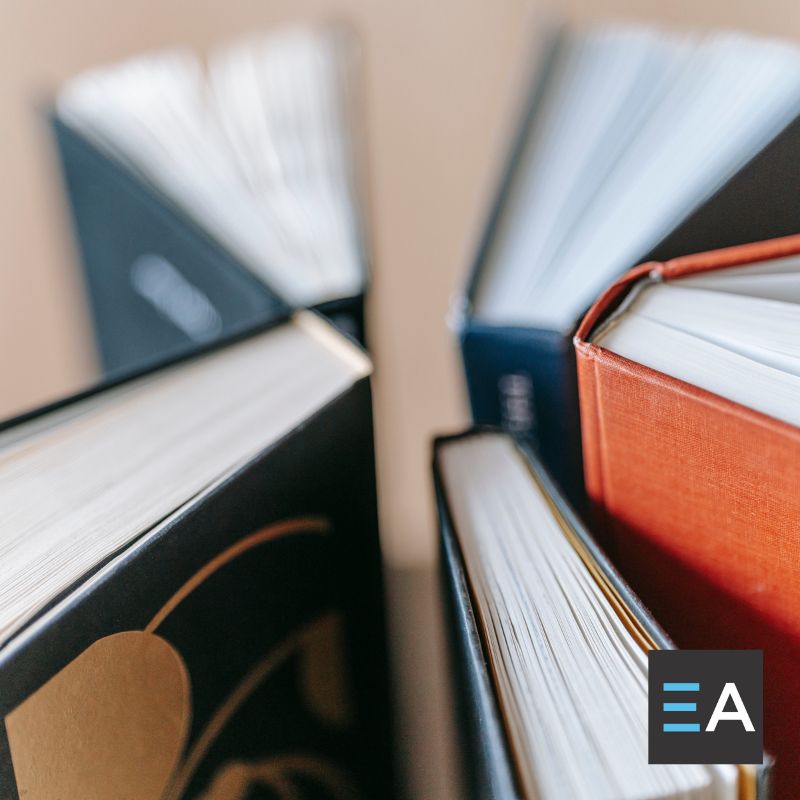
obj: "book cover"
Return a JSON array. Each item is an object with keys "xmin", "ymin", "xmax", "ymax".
[
  {"xmin": 51, "ymin": 115, "xmax": 291, "ymax": 373},
  {"xmin": 0, "ymin": 326, "xmax": 393, "ymax": 800}
]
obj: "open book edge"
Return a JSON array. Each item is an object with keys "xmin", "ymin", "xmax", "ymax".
[
  {"xmin": 0, "ymin": 312, "xmax": 369, "ymax": 648},
  {"xmin": 593, "ymin": 255, "xmax": 800, "ymax": 428},
  {"xmin": 436, "ymin": 431, "xmax": 751, "ymax": 800}
]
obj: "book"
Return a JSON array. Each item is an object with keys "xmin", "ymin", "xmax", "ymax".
[
  {"xmin": 0, "ymin": 312, "xmax": 393, "ymax": 799},
  {"xmin": 434, "ymin": 429, "xmax": 768, "ymax": 800},
  {"xmin": 51, "ymin": 24, "xmax": 369, "ymax": 377},
  {"xmin": 457, "ymin": 23, "xmax": 800, "ymax": 509},
  {"xmin": 573, "ymin": 234, "xmax": 800, "ymax": 800}
]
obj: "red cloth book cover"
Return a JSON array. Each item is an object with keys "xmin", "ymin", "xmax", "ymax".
[{"xmin": 574, "ymin": 234, "xmax": 800, "ymax": 800}]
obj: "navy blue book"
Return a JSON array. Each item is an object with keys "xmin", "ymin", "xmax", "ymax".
[
  {"xmin": 458, "ymin": 24, "xmax": 800, "ymax": 509},
  {"xmin": 434, "ymin": 429, "xmax": 772, "ymax": 800},
  {"xmin": 0, "ymin": 312, "xmax": 393, "ymax": 799},
  {"xmin": 51, "ymin": 25, "xmax": 370, "ymax": 376}
]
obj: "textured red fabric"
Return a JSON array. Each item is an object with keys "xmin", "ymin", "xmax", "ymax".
[{"xmin": 575, "ymin": 234, "xmax": 800, "ymax": 800}]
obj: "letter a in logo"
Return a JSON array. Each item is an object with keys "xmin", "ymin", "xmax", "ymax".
[
  {"xmin": 705, "ymin": 683, "xmax": 755, "ymax": 732},
  {"xmin": 649, "ymin": 649, "xmax": 763, "ymax": 764}
]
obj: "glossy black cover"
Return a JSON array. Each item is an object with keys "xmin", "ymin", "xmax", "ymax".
[{"xmin": 0, "ymin": 372, "xmax": 393, "ymax": 798}]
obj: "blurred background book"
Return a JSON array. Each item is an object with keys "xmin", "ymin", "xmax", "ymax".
[
  {"xmin": 3, "ymin": 2, "xmax": 800, "ymax": 799},
  {"xmin": 458, "ymin": 23, "xmax": 800, "ymax": 511},
  {"xmin": 53, "ymin": 25, "xmax": 370, "ymax": 369}
]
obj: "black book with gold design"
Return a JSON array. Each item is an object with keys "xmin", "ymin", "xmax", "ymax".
[{"xmin": 0, "ymin": 313, "xmax": 392, "ymax": 800}]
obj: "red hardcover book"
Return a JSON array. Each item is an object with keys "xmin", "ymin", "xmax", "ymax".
[{"xmin": 574, "ymin": 234, "xmax": 800, "ymax": 799}]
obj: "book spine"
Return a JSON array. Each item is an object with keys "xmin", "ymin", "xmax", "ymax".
[
  {"xmin": 574, "ymin": 340, "xmax": 604, "ymax": 506},
  {"xmin": 573, "ymin": 338, "xmax": 620, "ymax": 557},
  {"xmin": 436, "ymin": 491, "xmax": 521, "ymax": 800},
  {"xmin": 50, "ymin": 116, "xmax": 288, "ymax": 374},
  {"xmin": 459, "ymin": 321, "xmax": 585, "ymax": 510}
]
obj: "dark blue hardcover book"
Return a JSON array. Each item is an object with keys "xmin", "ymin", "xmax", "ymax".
[
  {"xmin": 459, "ymin": 27, "xmax": 800, "ymax": 512},
  {"xmin": 0, "ymin": 314, "xmax": 393, "ymax": 800},
  {"xmin": 50, "ymin": 114, "xmax": 369, "ymax": 377},
  {"xmin": 460, "ymin": 323, "xmax": 582, "ymax": 510}
]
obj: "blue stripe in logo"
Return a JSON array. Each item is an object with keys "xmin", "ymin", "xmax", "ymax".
[
  {"xmin": 663, "ymin": 702, "xmax": 696, "ymax": 712},
  {"xmin": 663, "ymin": 682, "xmax": 700, "ymax": 692},
  {"xmin": 663, "ymin": 723, "xmax": 701, "ymax": 732}
]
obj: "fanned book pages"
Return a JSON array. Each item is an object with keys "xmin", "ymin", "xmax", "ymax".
[
  {"xmin": 592, "ymin": 259, "xmax": 800, "ymax": 424},
  {"xmin": 0, "ymin": 314, "xmax": 393, "ymax": 800},
  {"xmin": 52, "ymin": 25, "xmax": 369, "ymax": 375},
  {"xmin": 434, "ymin": 431, "xmax": 761, "ymax": 800},
  {"xmin": 472, "ymin": 27, "xmax": 800, "ymax": 329},
  {"xmin": 573, "ymin": 234, "xmax": 800, "ymax": 800},
  {"xmin": 58, "ymin": 26, "xmax": 363, "ymax": 306},
  {"xmin": 457, "ymin": 22, "xmax": 800, "ymax": 509}
]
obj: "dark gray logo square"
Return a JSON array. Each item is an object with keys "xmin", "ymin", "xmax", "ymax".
[{"xmin": 648, "ymin": 650, "xmax": 762, "ymax": 764}]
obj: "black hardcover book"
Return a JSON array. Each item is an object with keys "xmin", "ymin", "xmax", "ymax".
[
  {"xmin": 51, "ymin": 24, "xmax": 370, "ymax": 377},
  {"xmin": 458, "ymin": 24, "xmax": 800, "ymax": 510},
  {"xmin": 434, "ymin": 429, "xmax": 771, "ymax": 800},
  {"xmin": 0, "ymin": 312, "xmax": 392, "ymax": 800}
]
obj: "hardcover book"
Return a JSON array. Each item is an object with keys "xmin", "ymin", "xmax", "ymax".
[
  {"xmin": 51, "ymin": 24, "xmax": 370, "ymax": 377},
  {"xmin": 574, "ymin": 234, "xmax": 800, "ymax": 799},
  {"xmin": 434, "ymin": 429, "xmax": 768, "ymax": 800},
  {"xmin": 458, "ymin": 23, "xmax": 800, "ymax": 509},
  {"xmin": 0, "ymin": 312, "xmax": 392, "ymax": 800}
]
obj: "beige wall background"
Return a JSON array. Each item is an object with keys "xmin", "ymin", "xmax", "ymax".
[
  {"xmin": 3, "ymin": 0, "xmax": 800, "ymax": 566},
  {"xmin": 3, "ymin": 2, "xmax": 800, "ymax": 798}
]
